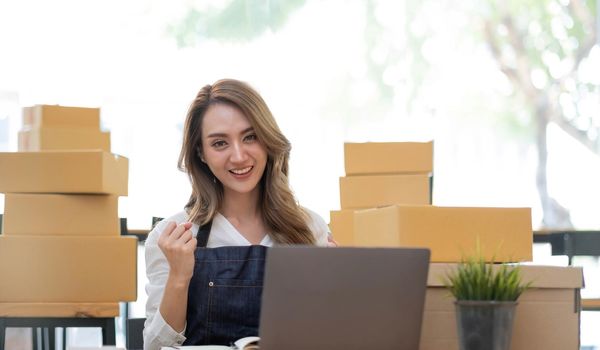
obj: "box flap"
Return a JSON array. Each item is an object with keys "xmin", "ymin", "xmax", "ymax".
[{"xmin": 428, "ymin": 263, "xmax": 584, "ymax": 289}]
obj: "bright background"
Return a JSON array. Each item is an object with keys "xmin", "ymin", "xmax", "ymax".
[{"xmin": 1, "ymin": 0, "xmax": 599, "ymax": 348}]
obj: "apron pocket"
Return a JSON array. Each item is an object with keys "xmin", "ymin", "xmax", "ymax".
[{"xmin": 206, "ymin": 278, "xmax": 263, "ymax": 344}]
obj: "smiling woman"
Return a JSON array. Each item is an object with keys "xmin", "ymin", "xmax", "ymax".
[
  {"xmin": 143, "ymin": 78, "xmax": 331, "ymax": 350},
  {"xmin": 199, "ymin": 103, "xmax": 269, "ymax": 229}
]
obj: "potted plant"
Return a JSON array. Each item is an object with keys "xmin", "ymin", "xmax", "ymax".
[{"xmin": 444, "ymin": 255, "xmax": 531, "ymax": 350}]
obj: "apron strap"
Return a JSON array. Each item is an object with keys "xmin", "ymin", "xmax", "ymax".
[{"xmin": 197, "ymin": 221, "xmax": 213, "ymax": 248}]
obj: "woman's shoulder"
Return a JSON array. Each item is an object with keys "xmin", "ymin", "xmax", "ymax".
[
  {"xmin": 302, "ymin": 207, "xmax": 330, "ymax": 246},
  {"xmin": 302, "ymin": 207, "xmax": 325, "ymax": 226},
  {"xmin": 145, "ymin": 210, "xmax": 190, "ymax": 246}
]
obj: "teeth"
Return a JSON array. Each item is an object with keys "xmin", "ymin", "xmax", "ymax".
[{"xmin": 230, "ymin": 166, "xmax": 252, "ymax": 175}]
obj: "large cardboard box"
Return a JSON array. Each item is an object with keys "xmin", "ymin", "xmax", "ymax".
[
  {"xmin": 23, "ymin": 105, "xmax": 100, "ymax": 130},
  {"xmin": 0, "ymin": 302, "xmax": 120, "ymax": 317},
  {"xmin": 3, "ymin": 193, "xmax": 119, "ymax": 235},
  {"xmin": 344, "ymin": 141, "xmax": 433, "ymax": 175},
  {"xmin": 18, "ymin": 127, "xmax": 111, "ymax": 152},
  {"xmin": 339, "ymin": 174, "xmax": 431, "ymax": 209},
  {"xmin": 0, "ymin": 235, "xmax": 137, "ymax": 302},
  {"xmin": 0, "ymin": 151, "xmax": 128, "ymax": 195},
  {"xmin": 421, "ymin": 264, "xmax": 583, "ymax": 350},
  {"xmin": 354, "ymin": 205, "xmax": 532, "ymax": 262},
  {"xmin": 329, "ymin": 210, "xmax": 356, "ymax": 246}
]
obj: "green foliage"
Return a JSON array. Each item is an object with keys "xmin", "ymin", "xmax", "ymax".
[
  {"xmin": 166, "ymin": 0, "xmax": 599, "ymax": 152},
  {"xmin": 168, "ymin": 0, "xmax": 306, "ymax": 46},
  {"xmin": 444, "ymin": 256, "xmax": 531, "ymax": 301}
]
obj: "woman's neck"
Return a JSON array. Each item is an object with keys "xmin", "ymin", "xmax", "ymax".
[
  {"xmin": 221, "ymin": 187, "xmax": 266, "ymax": 244},
  {"xmin": 221, "ymin": 187, "xmax": 262, "ymax": 223}
]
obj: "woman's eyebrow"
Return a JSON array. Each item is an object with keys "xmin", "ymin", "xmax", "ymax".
[
  {"xmin": 206, "ymin": 132, "xmax": 228, "ymax": 138},
  {"xmin": 207, "ymin": 127, "xmax": 254, "ymax": 139}
]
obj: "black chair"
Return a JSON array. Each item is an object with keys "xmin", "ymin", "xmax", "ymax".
[
  {"xmin": 152, "ymin": 217, "xmax": 164, "ymax": 229},
  {"xmin": 126, "ymin": 318, "xmax": 146, "ymax": 350},
  {"xmin": 0, "ymin": 317, "xmax": 115, "ymax": 350}
]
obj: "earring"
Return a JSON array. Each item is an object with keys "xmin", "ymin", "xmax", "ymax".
[{"xmin": 196, "ymin": 147, "xmax": 205, "ymax": 162}]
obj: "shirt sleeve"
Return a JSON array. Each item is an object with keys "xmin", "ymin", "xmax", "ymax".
[
  {"xmin": 143, "ymin": 220, "xmax": 187, "ymax": 350},
  {"xmin": 304, "ymin": 208, "xmax": 330, "ymax": 247}
]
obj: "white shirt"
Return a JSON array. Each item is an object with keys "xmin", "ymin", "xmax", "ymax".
[{"xmin": 143, "ymin": 209, "xmax": 330, "ymax": 350}]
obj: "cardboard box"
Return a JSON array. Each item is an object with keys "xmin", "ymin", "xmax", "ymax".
[
  {"xmin": 0, "ymin": 302, "xmax": 120, "ymax": 317},
  {"xmin": 329, "ymin": 210, "xmax": 357, "ymax": 246},
  {"xmin": 0, "ymin": 236, "xmax": 137, "ymax": 302},
  {"xmin": 339, "ymin": 174, "xmax": 431, "ymax": 209},
  {"xmin": 3, "ymin": 193, "xmax": 119, "ymax": 235},
  {"xmin": 23, "ymin": 105, "xmax": 100, "ymax": 129},
  {"xmin": 422, "ymin": 264, "xmax": 583, "ymax": 350},
  {"xmin": 344, "ymin": 141, "xmax": 433, "ymax": 175},
  {"xmin": 18, "ymin": 127, "xmax": 111, "ymax": 152},
  {"xmin": 0, "ymin": 151, "xmax": 128, "ymax": 195},
  {"xmin": 354, "ymin": 205, "xmax": 532, "ymax": 262}
]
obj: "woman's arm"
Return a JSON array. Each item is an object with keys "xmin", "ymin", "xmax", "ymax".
[
  {"xmin": 144, "ymin": 219, "xmax": 197, "ymax": 350},
  {"xmin": 157, "ymin": 222, "xmax": 196, "ymax": 331}
]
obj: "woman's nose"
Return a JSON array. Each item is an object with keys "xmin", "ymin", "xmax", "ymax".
[{"xmin": 230, "ymin": 142, "xmax": 248, "ymax": 162}]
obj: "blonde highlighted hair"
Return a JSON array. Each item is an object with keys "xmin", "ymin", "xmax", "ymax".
[{"xmin": 178, "ymin": 79, "xmax": 316, "ymax": 245}]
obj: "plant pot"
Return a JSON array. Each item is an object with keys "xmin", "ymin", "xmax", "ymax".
[{"xmin": 454, "ymin": 300, "xmax": 517, "ymax": 350}]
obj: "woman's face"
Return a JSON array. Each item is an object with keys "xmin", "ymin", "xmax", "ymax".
[{"xmin": 200, "ymin": 103, "xmax": 268, "ymax": 198}]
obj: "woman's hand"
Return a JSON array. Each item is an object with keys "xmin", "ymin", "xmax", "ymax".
[
  {"xmin": 158, "ymin": 221, "xmax": 197, "ymax": 284},
  {"xmin": 327, "ymin": 235, "xmax": 338, "ymax": 247}
]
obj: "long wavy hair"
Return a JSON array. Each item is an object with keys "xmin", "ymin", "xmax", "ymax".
[{"xmin": 178, "ymin": 79, "xmax": 316, "ymax": 245}]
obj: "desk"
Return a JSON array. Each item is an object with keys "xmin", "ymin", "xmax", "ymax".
[
  {"xmin": 533, "ymin": 230, "xmax": 600, "ymax": 265},
  {"xmin": 534, "ymin": 230, "xmax": 600, "ymax": 312},
  {"xmin": 582, "ymin": 298, "xmax": 600, "ymax": 311},
  {"xmin": 0, "ymin": 317, "xmax": 115, "ymax": 350}
]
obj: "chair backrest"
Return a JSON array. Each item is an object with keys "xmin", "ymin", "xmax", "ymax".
[
  {"xmin": 152, "ymin": 217, "xmax": 164, "ymax": 229},
  {"xmin": 126, "ymin": 318, "xmax": 146, "ymax": 350}
]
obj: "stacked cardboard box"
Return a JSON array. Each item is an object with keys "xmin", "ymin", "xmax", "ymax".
[
  {"xmin": 330, "ymin": 142, "xmax": 433, "ymax": 246},
  {"xmin": 0, "ymin": 105, "xmax": 136, "ymax": 317},
  {"xmin": 329, "ymin": 141, "xmax": 580, "ymax": 349},
  {"xmin": 421, "ymin": 264, "xmax": 583, "ymax": 350},
  {"xmin": 354, "ymin": 205, "xmax": 532, "ymax": 262},
  {"xmin": 331, "ymin": 141, "xmax": 532, "ymax": 263},
  {"xmin": 18, "ymin": 105, "xmax": 110, "ymax": 151}
]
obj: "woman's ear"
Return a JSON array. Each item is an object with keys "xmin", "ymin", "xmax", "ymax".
[{"xmin": 196, "ymin": 147, "xmax": 205, "ymax": 163}]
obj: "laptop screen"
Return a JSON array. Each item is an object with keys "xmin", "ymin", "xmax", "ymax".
[{"xmin": 258, "ymin": 247, "xmax": 430, "ymax": 350}]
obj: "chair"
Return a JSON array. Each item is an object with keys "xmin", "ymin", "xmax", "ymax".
[
  {"xmin": 126, "ymin": 318, "xmax": 146, "ymax": 350},
  {"xmin": 152, "ymin": 217, "xmax": 164, "ymax": 229},
  {"xmin": 0, "ymin": 317, "xmax": 115, "ymax": 350}
]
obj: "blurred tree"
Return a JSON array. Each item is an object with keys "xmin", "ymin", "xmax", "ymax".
[
  {"xmin": 167, "ymin": 0, "xmax": 307, "ymax": 46},
  {"xmin": 481, "ymin": 0, "xmax": 598, "ymax": 228},
  {"xmin": 168, "ymin": 0, "xmax": 599, "ymax": 229}
]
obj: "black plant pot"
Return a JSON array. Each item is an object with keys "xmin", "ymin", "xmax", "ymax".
[{"xmin": 454, "ymin": 300, "xmax": 517, "ymax": 350}]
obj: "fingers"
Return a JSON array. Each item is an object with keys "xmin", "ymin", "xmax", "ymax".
[
  {"xmin": 185, "ymin": 237, "xmax": 198, "ymax": 250},
  {"xmin": 327, "ymin": 236, "xmax": 338, "ymax": 247},
  {"xmin": 169, "ymin": 222, "xmax": 193, "ymax": 239},
  {"xmin": 159, "ymin": 221, "xmax": 195, "ymax": 248},
  {"xmin": 159, "ymin": 222, "xmax": 177, "ymax": 239}
]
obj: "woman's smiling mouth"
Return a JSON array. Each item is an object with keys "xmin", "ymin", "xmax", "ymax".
[{"xmin": 229, "ymin": 166, "xmax": 253, "ymax": 175}]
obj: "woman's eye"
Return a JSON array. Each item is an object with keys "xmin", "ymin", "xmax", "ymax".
[
  {"xmin": 212, "ymin": 140, "xmax": 227, "ymax": 148},
  {"xmin": 244, "ymin": 134, "xmax": 257, "ymax": 142}
]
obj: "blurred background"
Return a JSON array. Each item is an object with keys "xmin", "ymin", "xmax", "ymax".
[{"xmin": 1, "ymin": 0, "xmax": 599, "ymax": 348}]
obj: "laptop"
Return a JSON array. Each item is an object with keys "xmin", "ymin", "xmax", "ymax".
[{"xmin": 258, "ymin": 247, "xmax": 430, "ymax": 350}]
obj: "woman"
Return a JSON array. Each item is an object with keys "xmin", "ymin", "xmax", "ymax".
[{"xmin": 144, "ymin": 79, "xmax": 331, "ymax": 350}]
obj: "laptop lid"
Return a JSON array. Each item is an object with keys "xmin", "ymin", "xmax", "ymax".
[{"xmin": 258, "ymin": 247, "xmax": 430, "ymax": 350}]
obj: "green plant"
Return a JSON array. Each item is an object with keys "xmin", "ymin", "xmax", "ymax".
[{"xmin": 444, "ymin": 256, "xmax": 531, "ymax": 301}]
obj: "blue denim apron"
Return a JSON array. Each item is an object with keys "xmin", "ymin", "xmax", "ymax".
[{"xmin": 183, "ymin": 222, "xmax": 267, "ymax": 345}]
